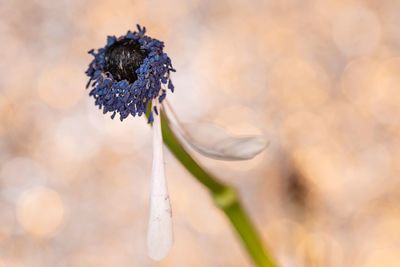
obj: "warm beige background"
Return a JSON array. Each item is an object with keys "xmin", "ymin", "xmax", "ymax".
[{"xmin": 0, "ymin": 0, "xmax": 400, "ymax": 266}]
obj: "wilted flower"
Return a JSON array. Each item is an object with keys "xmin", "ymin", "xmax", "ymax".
[{"xmin": 85, "ymin": 24, "xmax": 268, "ymax": 262}]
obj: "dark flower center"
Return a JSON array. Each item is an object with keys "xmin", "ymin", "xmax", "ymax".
[{"xmin": 104, "ymin": 39, "xmax": 147, "ymax": 83}]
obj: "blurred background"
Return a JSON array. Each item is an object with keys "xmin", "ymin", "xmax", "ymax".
[{"xmin": 0, "ymin": 0, "xmax": 400, "ymax": 266}]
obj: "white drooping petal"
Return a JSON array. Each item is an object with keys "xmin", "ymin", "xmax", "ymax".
[
  {"xmin": 178, "ymin": 122, "xmax": 268, "ymax": 160},
  {"xmin": 163, "ymin": 101, "xmax": 269, "ymax": 161},
  {"xmin": 147, "ymin": 103, "xmax": 173, "ymax": 261}
]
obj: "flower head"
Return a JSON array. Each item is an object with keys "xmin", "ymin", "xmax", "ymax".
[{"xmin": 85, "ymin": 25, "xmax": 175, "ymax": 122}]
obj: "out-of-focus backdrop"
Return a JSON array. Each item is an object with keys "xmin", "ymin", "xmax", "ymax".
[{"xmin": 1, "ymin": 0, "xmax": 400, "ymax": 266}]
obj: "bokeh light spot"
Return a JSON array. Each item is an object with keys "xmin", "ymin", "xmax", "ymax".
[
  {"xmin": 332, "ymin": 5, "xmax": 381, "ymax": 57},
  {"xmin": 16, "ymin": 187, "xmax": 64, "ymax": 238}
]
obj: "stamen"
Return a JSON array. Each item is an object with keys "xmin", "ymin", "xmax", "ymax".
[
  {"xmin": 85, "ymin": 25, "xmax": 175, "ymax": 121},
  {"xmin": 147, "ymin": 101, "xmax": 173, "ymax": 260}
]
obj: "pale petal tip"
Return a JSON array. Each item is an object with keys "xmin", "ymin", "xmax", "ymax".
[{"xmin": 147, "ymin": 232, "xmax": 173, "ymax": 261}]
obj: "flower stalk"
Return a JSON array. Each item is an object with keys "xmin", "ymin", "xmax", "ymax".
[{"xmin": 159, "ymin": 110, "xmax": 278, "ymax": 267}]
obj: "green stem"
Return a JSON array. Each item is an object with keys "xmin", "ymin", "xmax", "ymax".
[{"xmin": 159, "ymin": 111, "xmax": 278, "ymax": 267}]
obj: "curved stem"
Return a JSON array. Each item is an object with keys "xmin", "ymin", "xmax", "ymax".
[{"xmin": 159, "ymin": 111, "xmax": 278, "ymax": 267}]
